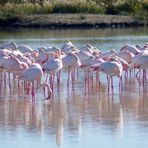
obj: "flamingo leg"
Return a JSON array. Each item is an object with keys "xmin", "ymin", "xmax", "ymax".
[
  {"xmin": 144, "ymin": 69, "xmax": 147, "ymax": 81},
  {"xmin": 91, "ymin": 70, "xmax": 94, "ymax": 85},
  {"xmin": 124, "ymin": 70, "xmax": 128, "ymax": 82},
  {"xmin": 26, "ymin": 82, "xmax": 31, "ymax": 94},
  {"xmin": 142, "ymin": 69, "xmax": 146, "ymax": 86},
  {"xmin": 57, "ymin": 70, "xmax": 61, "ymax": 84},
  {"xmin": 77, "ymin": 68, "xmax": 79, "ymax": 80},
  {"xmin": 96, "ymin": 70, "xmax": 100, "ymax": 88},
  {"xmin": 8, "ymin": 72, "xmax": 12, "ymax": 96},
  {"xmin": 45, "ymin": 74, "xmax": 48, "ymax": 82},
  {"xmin": 111, "ymin": 76, "xmax": 114, "ymax": 93},
  {"xmin": 136, "ymin": 69, "xmax": 141, "ymax": 85},
  {"xmin": 51, "ymin": 74, "xmax": 55, "ymax": 90},
  {"xmin": 4, "ymin": 72, "xmax": 6, "ymax": 88},
  {"xmin": 71, "ymin": 69, "xmax": 75, "ymax": 85},
  {"xmin": 67, "ymin": 69, "xmax": 70, "ymax": 86},
  {"xmin": 18, "ymin": 80, "xmax": 20, "ymax": 93},
  {"xmin": 50, "ymin": 74, "xmax": 53, "ymax": 86},
  {"xmin": 129, "ymin": 70, "xmax": 132, "ymax": 79},
  {"xmin": 119, "ymin": 75, "xmax": 123, "ymax": 91},
  {"xmin": 107, "ymin": 75, "xmax": 110, "ymax": 93},
  {"xmin": 32, "ymin": 81, "xmax": 35, "ymax": 103},
  {"xmin": 0, "ymin": 73, "xmax": 2, "ymax": 84}
]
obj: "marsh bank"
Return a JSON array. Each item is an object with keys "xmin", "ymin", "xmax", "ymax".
[{"xmin": 0, "ymin": 14, "xmax": 147, "ymax": 28}]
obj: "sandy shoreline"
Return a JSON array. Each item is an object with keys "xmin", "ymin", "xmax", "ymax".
[{"xmin": 0, "ymin": 14, "xmax": 147, "ymax": 28}]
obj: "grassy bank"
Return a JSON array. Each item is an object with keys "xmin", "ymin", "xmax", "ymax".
[{"xmin": 0, "ymin": 0, "xmax": 148, "ymax": 27}]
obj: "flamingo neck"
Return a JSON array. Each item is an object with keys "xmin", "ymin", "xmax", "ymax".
[{"xmin": 39, "ymin": 81, "xmax": 52, "ymax": 99}]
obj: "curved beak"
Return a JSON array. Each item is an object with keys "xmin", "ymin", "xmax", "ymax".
[
  {"xmin": 42, "ymin": 67, "xmax": 45, "ymax": 72},
  {"xmin": 46, "ymin": 89, "xmax": 52, "ymax": 100}
]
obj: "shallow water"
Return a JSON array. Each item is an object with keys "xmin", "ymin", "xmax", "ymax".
[{"xmin": 0, "ymin": 27, "xmax": 148, "ymax": 148}]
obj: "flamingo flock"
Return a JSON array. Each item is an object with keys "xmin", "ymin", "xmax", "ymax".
[{"xmin": 0, "ymin": 41, "xmax": 148, "ymax": 101}]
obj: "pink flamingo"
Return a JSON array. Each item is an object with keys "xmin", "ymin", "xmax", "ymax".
[
  {"xmin": 18, "ymin": 63, "xmax": 52, "ymax": 101},
  {"xmin": 81, "ymin": 56, "xmax": 104, "ymax": 85},
  {"xmin": 99, "ymin": 58, "xmax": 123, "ymax": 92},
  {"xmin": 0, "ymin": 55, "xmax": 9, "ymax": 68},
  {"xmin": 0, "ymin": 48, "xmax": 12, "ymax": 56},
  {"xmin": 2, "ymin": 55, "xmax": 27, "ymax": 72},
  {"xmin": 107, "ymin": 55, "xmax": 128, "ymax": 81},
  {"xmin": 115, "ymin": 50, "xmax": 135, "ymax": 64},
  {"xmin": 79, "ymin": 43, "xmax": 101, "ymax": 55},
  {"xmin": 42, "ymin": 58, "xmax": 63, "ymax": 89},
  {"xmin": 17, "ymin": 45, "xmax": 34, "ymax": 54},
  {"xmin": 37, "ymin": 48, "xmax": 48, "ymax": 64},
  {"xmin": 99, "ymin": 49, "xmax": 117, "ymax": 60},
  {"xmin": 0, "ymin": 41, "xmax": 17, "ymax": 50},
  {"xmin": 1, "ymin": 55, "xmax": 28, "ymax": 94},
  {"xmin": 139, "ymin": 42, "xmax": 148, "ymax": 51},
  {"xmin": 62, "ymin": 52, "xmax": 81, "ymax": 85},
  {"xmin": 120, "ymin": 45, "xmax": 141, "ymax": 55},
  {"xmin": 129, "ymin": 54, "xmax": 148, "ymax": 85},
  {"xmin": 61, "ymin": 41, "xmax": 77, "ymax": 54}
]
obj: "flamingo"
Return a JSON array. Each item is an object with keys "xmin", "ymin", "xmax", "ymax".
[
  {"xmin": 17, "ymin": 45, "xmax": 34, "ymax": 54},
  {"xmin": 79, "ymin": 43, "xmax": 101, "ymax": 55},
  {"xmin": 37, "ymin": 48, "xmax": 48, "ymax": 64},
  {"xmin": 120, "ymin": 45, "xmax": 141, "ymax": 55},
  {"xmin": 0, "ymin": 55, "xmax": 9, "ymax": 68},
  {"xmin": 75, "ymin": 50, "xmax": 93, "ymax": 65},
  {"xmin": 81, "ymin": 56, "xmax": 104, "ymax": 85},
  {"xmin": 61, "ymin": 41, "xmax": 77, "ymax": 54},
  {"xmin": 115, "ymin": 50, "xmax": 135, "ymax": 64},
  {"xmin": 99, "ymin": 58, "xmax": 123, "ymax": 92},
  {"xmin": 129, "ymin": 54, "xmax": 148, "ymax": 85},
  {"xmin": 61, "ymin": 41, "xmax": 74, "ymax": 49},
  {"xmin": 0, "ymin": 48, "xmax": 12, "ymax": 56},
  {"xmin": 37, "ymin": 47, "xmax": 61, "ymax": 64},
  {"xmin": 42, "ymin": 58, "xmax": 63, "ymax": 89},
  {"xmin": 2, "ymin": 55, "xmax": 27, "ymax": 72},
  {"xmin": 75, "ymin": 50, "xmax": 102, "ymax": 84},
  {"xmin": 18, "ymin": 63, "xmax": 52, "ymax": 101},
  {"xmin": 0, "ymin": 41, "xmax": 17, "ymax": 50},
  {"xmin": 0, "ymin": 55, "xmax": 8, "ymax": 84},
  {"xmin": 139, "ymin": 42, "xmax": 148, "ymax": 51},
  {"xmin": 17, "ymin": 54, "xmax": 32, "ymax": 66},
  {"xmin": 62, "ymin": 52, "xmax": 81, "ymax": 85},
  {"xmin": 99, "ymin": 49, "xmax": 117, "ymax": 60},
  {"xmin": 1, "ymin": 55, "xmax": 28, "ymax": 92}
]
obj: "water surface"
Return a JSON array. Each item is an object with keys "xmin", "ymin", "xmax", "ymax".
[{"xmin": 0, "ymin": 27, "xmax": 148, "ymax": 148}]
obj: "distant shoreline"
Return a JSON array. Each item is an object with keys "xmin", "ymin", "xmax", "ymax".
[{"xmin": 0, "ymin": 14, "xmax": 147, "ymax": 28}]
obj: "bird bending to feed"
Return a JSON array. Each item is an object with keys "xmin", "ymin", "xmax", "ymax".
[
  {"xmin": 99, "ymin": 57, "xmax": 123, "ymax": 92},
  {"xmin": 42, "ymin": 58, "xmax": 63, "ymax": 89},
  {"xmin": 18, "ymin": 63, "xmax": 52, "ymax": 101},
  {"xmin": 62, "ymin": 52, "xmax": 81, "ymax": 85},
  {"xmin": 1, "ymin": 41, "xmax": 148, "ymax": 101}
]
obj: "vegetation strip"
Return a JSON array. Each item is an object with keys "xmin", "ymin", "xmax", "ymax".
[{"xmin": 0, "ymin": 0, "xmax": 148, "ymax": 28}]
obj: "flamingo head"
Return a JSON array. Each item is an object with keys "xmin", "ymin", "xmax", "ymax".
[
  {"xmin": 122, "ymin": 63, "xmax": 128, "ymax": 70},
  {"xmin": 42, "ymin": 67, "xmax": 46, "ymax": 72},
  {"xmin": 46, "ymin": 88, "xmax": 52, "ymax": 100}
]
